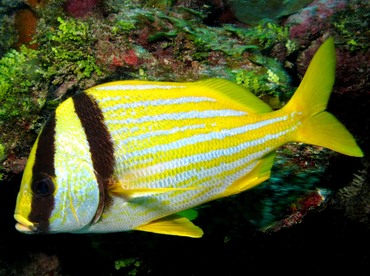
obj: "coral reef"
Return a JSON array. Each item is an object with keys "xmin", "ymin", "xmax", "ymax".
[
  {"xmin": 235, "ymin": 52, "xmax": 293, "ymax": 108},
  {"xmin": 13, "ymin": 8, "xmax": 39, "ymax": 49},
  {"xmin": 332, "ymin": 4, "xmax": 370, "ymax": 52},
  {"xmin": 0, "ymin": 0, "xmax": 51, "ymax": 52},
  {"xmin": 335, "ymin": 160, "xmax": 370, "ymax": 224},
  {"xmin": 0, "ymin": 46, "xmax": 46, "ymax": 178},
  {"xmin": 36, "ymin": 16, "xmax": 104, "ymax": 91},
  {"xmin": 0, "ymin": 47, "xmax": 42, "ymax": 120},
  {"xmin": 230, "ymin": 0, "xmax": 314, "ymax": 25},
  {"xmin": 239, "ymin": 143, "xmax": 332, "ymax": 230},
  {"xmin": 64, "ymin": 0, "xmax": 103, "ymax": 18},
  {"xmin": 287, "ymin": 0, "xmax": 348, "ymax": 44}
]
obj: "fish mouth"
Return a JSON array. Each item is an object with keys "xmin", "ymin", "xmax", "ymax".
[{"xmin": 14, "ymin": 214, "xmax": 37, "ymax": 233}]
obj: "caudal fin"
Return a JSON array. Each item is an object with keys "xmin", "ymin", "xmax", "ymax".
[{"xmin": 284, "ymin": 38, "xmax": 363, "ymax": 157}]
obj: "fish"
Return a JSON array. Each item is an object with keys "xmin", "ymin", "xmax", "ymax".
[{"xmin": 14, "ymin": 38, "xmax": 363, "ymax": 237}]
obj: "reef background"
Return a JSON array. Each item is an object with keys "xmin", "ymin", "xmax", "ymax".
[{"xmin": 0, "ymin": 0, "xmax": 369, "ymax": 275}]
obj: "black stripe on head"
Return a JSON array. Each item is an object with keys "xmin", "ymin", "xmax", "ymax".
[
  {"xmin": 29, "ymin": 113, "xmax": 56, "ymax": 232},
  {"xmin": 72, "ymin": 92, "xmax": 115, "ymax": 223}
]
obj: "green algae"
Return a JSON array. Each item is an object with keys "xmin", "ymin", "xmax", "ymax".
[
  {"xmin": 332, "ymin": 4, "xmax": 370, "ymax": 52},
  {"xmin": 0, "ymin": 45, "xmax": 43, "ymax": 119},
  {"xmin": 112, "ymin": 20, "xmax": 136, "ymax": 34},
  {"xmin": 37, "ymin": 17, "xmax": 103, "ymax": 86},
  {"xmin": 114, "ymin": 257, "xmax": 142, "ymax": 274},
  {"xmin": 234, "ymin": 54, "xmax": 293, "ymax": 108},
  {"xmin": 155, "ymin": 11, "xmax": 256, "ymax": 56},
  {"xmin": 0, "ymin": 45, "xmax": 46, "ymax": 179},
  {"xmin": 225, "ymin": 20, "xmax": 297, "ymax": 53}
]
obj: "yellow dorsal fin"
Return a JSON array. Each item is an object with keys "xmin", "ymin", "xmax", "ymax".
[
  {"xmin": 135, "ymin": 214, "xmax": 204, "ymax": 238},
  {"xmin": 220, "ymin": 151, "xmax": 276, "ymax": 198},
  {"xmin": 109, "ymin": 184, "xmax": 198, "ymax": 200},
  {"xmin": 194, "ymin": 78, "xmax": 272, "ymax": 114}
]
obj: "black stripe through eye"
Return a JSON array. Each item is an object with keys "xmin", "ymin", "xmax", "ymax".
[{"xmin": 29, "ymin": 113, "xmax": 56, "ymax": 232}]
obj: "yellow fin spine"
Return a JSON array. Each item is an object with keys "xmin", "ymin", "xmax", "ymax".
[{"xmin": 195, "ymin": 78, "xmax": 272, "ymax": 114}]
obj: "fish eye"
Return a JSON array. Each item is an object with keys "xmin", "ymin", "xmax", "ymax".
[{"xmin": 31, "ymin": 178, "xmax": 55, "ymax": 197}]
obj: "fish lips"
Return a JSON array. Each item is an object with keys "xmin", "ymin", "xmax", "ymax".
[{"xmin": 14, "ymin": 214, "xmax": 38, "ymax": 233}]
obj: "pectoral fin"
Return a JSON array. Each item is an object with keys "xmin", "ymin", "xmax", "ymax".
[
  {"xmin": 109, "ymin": 183, "xmax": 198, "ymax": 200},
  {"xmin": 177, "ymin": 209, "xmax": 199, "ymax": 221},
  {"xmin": 135, "ymin": 214, "xmax": 204, "ymax": 238}
]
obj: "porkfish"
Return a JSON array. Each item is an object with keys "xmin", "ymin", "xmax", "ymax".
[{"xmin": 14, "ymin": 38, "xmax": 363, "ymax": 237}]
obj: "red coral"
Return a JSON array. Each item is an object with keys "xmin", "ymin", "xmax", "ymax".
[
  {"xmin": 111, "ymin": 56, "xmax": 123, "ymax": 67},
  {"xmin": 266, "ymin": 189, "xmax": 328, "ymax": 232},
  {"xmin": 95, "ymin": 39, "xmax": 141, "ymax": 71},
  {"xmin": 64, "ymin": 0, "xmax": 102, "ymax": 18},
  {"xmin": 122, "ymin": 49, "xmax": 139, "ymax": 66},
  {"xmin": 286, "ymin": 0, "xmax": 347, "ymax": 44},
  {"xmin": 109, "ymin": 50, "xmax": 139, "ymax": 69}
]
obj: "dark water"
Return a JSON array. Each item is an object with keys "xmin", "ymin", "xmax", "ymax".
[{"xmin": 1, "ymin": 174, "xmax": 369, "ymax": 275}]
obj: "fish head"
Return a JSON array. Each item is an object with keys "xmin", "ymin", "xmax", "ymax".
[
  {"xmin": 14, "ymin": 133, "xmax": 56, "ymax": 233},
  {"xmin": 14, "ymin": 163, "xmax": 100, "ymax": 234},
  {"xmin": 14, "ymin": 104, "xmax": 102, "ymax": 234},
  {"xmin": 14, "ymin": 171, "xmax": 56, "ymax": 233}
]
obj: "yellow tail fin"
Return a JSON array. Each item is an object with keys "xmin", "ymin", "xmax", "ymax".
[{"xmin": 284, "ymin": 38, "xmax": 363, "ymax": 157}]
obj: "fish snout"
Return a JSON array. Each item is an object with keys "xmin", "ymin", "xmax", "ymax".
[{"xmin": 14, "ymin": 214, "xmax": 37, "ymax": 233}]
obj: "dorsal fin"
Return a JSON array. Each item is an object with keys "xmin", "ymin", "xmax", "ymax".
[{"xmin": 194, "ymin": 78, "xmax": 272, "ymax": 114}]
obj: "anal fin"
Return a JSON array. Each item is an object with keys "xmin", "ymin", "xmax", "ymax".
[
  {"xmin": 221, "ymin": 151, "xmax": 276, "ymax": 197},
  {"xmin": 135, "ymin": 214, "xmax": 204, "ymax": 238}
]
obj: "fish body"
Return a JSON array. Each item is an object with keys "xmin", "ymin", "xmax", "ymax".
[{"xmin": 14, "ymin": 38, "xmax": 363, "ymax": 237}]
